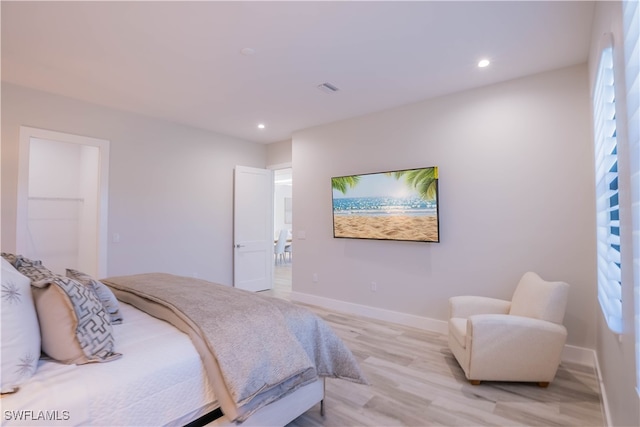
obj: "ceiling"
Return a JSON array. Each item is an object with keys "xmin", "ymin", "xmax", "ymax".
[{"xmin": 1, "ymin": 1, "xmax": 595, "ymax": 144}]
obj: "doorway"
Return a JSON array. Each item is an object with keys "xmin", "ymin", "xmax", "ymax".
[
  {"xmin": 16, "ymin": 127, "xmax": 109, "ymax": 278},
  {"xmin": 273, "ymin": 168, "xmax": 292, "ymax": 297}
]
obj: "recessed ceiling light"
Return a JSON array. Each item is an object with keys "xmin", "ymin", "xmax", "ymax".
[
  {"xmin": 478, "ymin": 59, "xmax": 491, "ymax": 68},
  {"xmin": 257, "ymin": 123, "xmax": 265, "ymax": 129},
  {"xmin": 240, "ymin": 48, "xmax": 256, "ymax": 56}
]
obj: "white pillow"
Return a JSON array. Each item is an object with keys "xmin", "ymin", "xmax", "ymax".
[{"xmin": 1, "ymin": 258, "xmax": 41, "ymax": 394}]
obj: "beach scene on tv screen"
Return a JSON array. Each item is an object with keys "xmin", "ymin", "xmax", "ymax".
[{"xmin": 332, "ymin": 167, "xmax": 439, "ymax": 242}]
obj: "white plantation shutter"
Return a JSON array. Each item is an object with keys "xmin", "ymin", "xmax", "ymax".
[
  {"xmin": 622, "ymin": 0, "xmax": 639, "ymax": 392},
  {"xmin": 594, "ymin": 44, "xmax": 623, "ymax": 334}
]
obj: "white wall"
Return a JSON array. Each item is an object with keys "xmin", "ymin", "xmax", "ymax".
[
  {"xmin": 266, "ymin": 139, "xmax": 292, "ymax": 168},
  {"xmin": 2, "ymin": 83, "xmax": 267, "ymax": 285},
  {"xmin": 292, "ymin": 65, "xmax": 596, "ymax": 351},
  {"xmin": 589, "ymin": 2, "xmax": 639, "ymax": 426}
]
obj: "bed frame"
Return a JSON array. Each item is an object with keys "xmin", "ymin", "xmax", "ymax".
[{"xmin": 193, "ymin": 378, "xmax": 325, "ymax": 426}]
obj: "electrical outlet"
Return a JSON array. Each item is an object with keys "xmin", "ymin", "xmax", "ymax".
[
  {"xmin": 312, "ymin": 273, "xmax": 318, "ymax": 283},
  {"xmin": 371, "ymin": 281, "xmax": 377, "ymax": 292}
]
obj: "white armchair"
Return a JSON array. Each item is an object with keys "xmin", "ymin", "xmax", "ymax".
[{"xmin": 448, "ymin": 272, "xmax": 570, "ymax": 387}]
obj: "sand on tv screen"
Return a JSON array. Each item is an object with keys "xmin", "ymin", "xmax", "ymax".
[{"xmin": 331, "ymin": 166, "xmax": 439, "ymax": 243}]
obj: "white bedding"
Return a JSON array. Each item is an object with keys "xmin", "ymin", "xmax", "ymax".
[{"xmin": 1, "ymin": 302, "xmax": 217, "ymax": 427}]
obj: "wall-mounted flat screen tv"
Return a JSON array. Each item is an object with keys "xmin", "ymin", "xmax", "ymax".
[{"xmin": 331, "ymin": 166, "xmax": 439, "ymax": 242}]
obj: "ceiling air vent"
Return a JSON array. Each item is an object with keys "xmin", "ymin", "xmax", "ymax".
[{"xmin": 317, "ymin": 82, "xmax": 340, "ymax": 94}]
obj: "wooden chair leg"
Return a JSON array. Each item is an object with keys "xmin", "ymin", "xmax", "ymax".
[
  {"xmin": 469, "ymin": 379, "xmax": 481, "ymax": 385},
  {"xmin": 537, "ymin": 382, "xmax": 550, "ymax": 388}
]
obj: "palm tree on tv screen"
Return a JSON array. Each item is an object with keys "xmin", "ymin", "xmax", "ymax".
[
  {"xmin": 332, "ymin": 175, "xmax": 360, "ymax": 195},
  {"xmin": 391, "ymin": 168, "xmax": 438, "ymax": 201}
]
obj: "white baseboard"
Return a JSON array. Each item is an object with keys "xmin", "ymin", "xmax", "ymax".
[
  {"xmin": 592, "ymin": 351, "xmax": 613, "ymax": 427},
  {"xmin": 291, "ymin": 291, "xmax": 596, "ymax": 367},
  {"xmin": 561, "ymin": 344, "xmax": 597, "ymax": 367},
  {"xmin": 291, "ymin": 291, "xmax": 449, "ymax": 334}
]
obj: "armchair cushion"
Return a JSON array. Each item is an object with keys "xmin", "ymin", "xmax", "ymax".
[
  {"xmin": 466, "ymin": 314, "xmax": 567, "ymax": 382},
  {"xmin": 449, "ymin": 296, "xmax": 511, "ymax": 319},
  {"xmin": 509, "ymin": 272, "xmax": 569, "ymax": 324}
]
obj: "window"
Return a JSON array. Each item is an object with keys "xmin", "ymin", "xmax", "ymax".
[
  {"xmin": 593, "ymin": 41, "xmax": 623, "ymax": 334},
  {"xmin": 621, "ymin": 0, "xmax": 639, "ymax": 392}
]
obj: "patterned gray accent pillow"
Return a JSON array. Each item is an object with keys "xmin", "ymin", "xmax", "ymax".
[
  {"xmin": 66, "ymin": 269, "xmax": 123, "ymax": 324},
  {"xmin": 13, "ymin": 256, "xmax": 55, "ymax": 282},
  {"xmin": 31, "ymin": 276, "xmax": 121, "ymax": 364},
  {"xmin": 1, "ymin": 252, "xmax": 19, "ymax": 267}
]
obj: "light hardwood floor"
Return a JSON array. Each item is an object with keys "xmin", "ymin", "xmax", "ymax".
[{"xmin": 262, "ymin": 264, "xmax": 605, "ymax": 427}]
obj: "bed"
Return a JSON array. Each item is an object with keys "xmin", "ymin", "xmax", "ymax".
[{"xmin": 0, "ymin": 255, "xmax": 366, "ymax": 426}]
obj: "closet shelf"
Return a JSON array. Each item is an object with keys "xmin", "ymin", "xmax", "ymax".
[{"xmin": 28, "ymin": 197, "xmax": 84, "ymax": 202}]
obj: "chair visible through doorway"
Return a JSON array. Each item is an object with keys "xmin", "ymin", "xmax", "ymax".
[{"xmin": 274, "ymin": 229, "xmax": 288, "ymax": 264}]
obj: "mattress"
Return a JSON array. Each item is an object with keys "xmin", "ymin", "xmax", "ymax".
[{"xmin": 1, "ymin": 302, "xmax": 217, "ymax": 427}]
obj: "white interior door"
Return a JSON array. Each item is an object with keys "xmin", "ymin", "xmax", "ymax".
[{"xmin": 233, "ymin": 166, "xmax": 274, "ymax": 291}]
